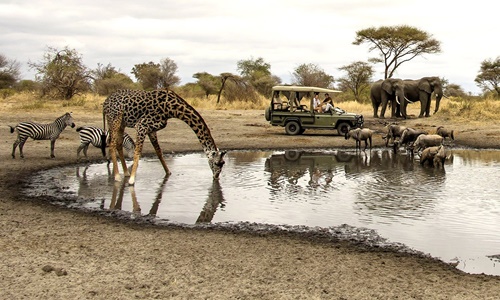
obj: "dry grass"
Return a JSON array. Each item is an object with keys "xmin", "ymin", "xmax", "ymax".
[{"xmin": 1, "ymin": 92, "xmax": 499, "ymax": 125}]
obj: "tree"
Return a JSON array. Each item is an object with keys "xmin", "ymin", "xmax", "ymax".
[
  {"xmin": 132, "ymin": 58, "xmax": 181, "ymax": 90},
  {"xmin": 216, "ymin": 72, "xmax": 243, "ymax": 104},
  {"xmin": 444, "ymin": 83, "xmax": 466, "ymax": 98},
  {"xmin": 0, "ymin": 53, "xmax": 21, "ymax": 89},
  {"xmin": 353, "ymin": 25, "xmax": 441, "ymax": 79},
  {"xmin": 193, "ymin": 72, "xmax": 220, "ymax": 98},
  {"xmin": 292, "ymin": 63, "xmax": 334, "ymax": 88},
  {"xmin": 237, "ymin": 57, "xmax": 271, "ymax": 78},
  {"xmin": 237, "ymin": 57, "xmax": 279, "ymax": 96},
  {"xmin": 159, "ymin": 57, "xmax": 181, "ymax": 89},
  {"xmin": 475, "ymin": 57, "xmax": 500, "ymax": 98},
  {"xmin": 337, "ymin": 61, "xmax": 374, "ymax": 102},
  {"xmin": 28, "ymin": 46, "xmax": 92, "ymax": 99},
  {"xmin": 93, "ymin": 63, "xmax": 135, "ymax": 95},
  {"xmin": 131, "ymin": 62, "xmax": 162, "ymax": 90}
]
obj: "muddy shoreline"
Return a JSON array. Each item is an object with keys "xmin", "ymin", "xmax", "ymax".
[{"xmin": 2, "ymin": 109, "xmax": 500, "ymax": 299}]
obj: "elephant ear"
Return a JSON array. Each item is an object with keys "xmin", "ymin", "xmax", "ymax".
[
  {"xmin": 382, "ymin": 80, "xmax": 393, "ymax": 94},
  {"xmin": 418, "ymin": 79, "xmax": 432, "ymax": 94}
]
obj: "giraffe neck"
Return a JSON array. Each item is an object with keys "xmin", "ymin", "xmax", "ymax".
[{"xmin": 169, "ymin": 96, "xmax": 218, "ymax": 154}]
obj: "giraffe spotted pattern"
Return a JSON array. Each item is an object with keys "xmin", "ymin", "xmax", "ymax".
[{"xmin": 103, "ymin": 89, "xmax": 226, "ymax": 185}]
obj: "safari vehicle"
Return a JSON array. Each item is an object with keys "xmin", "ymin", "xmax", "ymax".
[{"xmin": 264, "ymin": 85, "xmax": 364, "ymax": 135}]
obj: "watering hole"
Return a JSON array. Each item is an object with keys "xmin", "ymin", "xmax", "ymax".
[{"xmin": 24, "ymin": 149, "xmax": 500, "ymax": 276}]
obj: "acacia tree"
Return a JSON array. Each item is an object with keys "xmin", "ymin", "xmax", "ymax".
[
  {"xmin": 337, "ymin": 61, "xmax": 374, "ymax": 102},
  {"xmin": 0, "ymin": 53, "xmax": 21, "ymax": 89},
  {"xmin": 475, "ymin": 57, "xmax": 500, "ymax": 98},
  {"xmin": 292, "ymin": 63, "xmax": 334, "ymax": 88},
  {"xmin": 193, "ymin": 72, "xmax": 220, "ymax": 98},
  {"xmin": 216, "ymin": 72, "xmax": 244, "ymax": 103},
  {"xmin": 353, "ymin": 25, "xmax": 441, "ymax": 79},
  {"xmin": 28, "ymin": 46, "xmax": 92, "ymax": 99},
  {"xmin": 237, "ymin": 57, "xmax": 280, "ymax": 96}
]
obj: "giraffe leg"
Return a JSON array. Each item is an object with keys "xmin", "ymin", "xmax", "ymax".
[
  {"xmin": 128, "ymin": 131, "xmax": 146, "ymax": 186},
  {"xmin": 148, "ymin": 132, "xmax": 170, "ymax": 175},
  {"xmin": 115, "ymin": 128, "xmax": 130, "ymax": 177},
  {"xmin": 109, "ymin": 118, "xmax": 123, "ymax": 182}
]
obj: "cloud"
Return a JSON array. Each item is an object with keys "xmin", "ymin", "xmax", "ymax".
[{"xmin": 1, "ymin": 0, "xmax": 498, "ymax": 94}]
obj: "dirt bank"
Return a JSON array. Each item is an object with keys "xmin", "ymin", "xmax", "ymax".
[{"xmin": 1, "ymin": 109, "xmax": 500, "ymax": 299}]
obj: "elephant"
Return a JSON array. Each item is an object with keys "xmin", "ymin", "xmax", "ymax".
[
  {"xmin": 345, "ymin": 128, "xmax": 373, "ymax": 151},
  {"xmin": 370, "ymin": 78, "xmax": 405, "ymax": 119},
  {"xmin": 401, "ymin": 76, "xmax": 443, "ymax": 118}
]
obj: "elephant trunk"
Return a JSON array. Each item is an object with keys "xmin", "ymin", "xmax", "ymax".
[
  {"xmin": 434, "ymin": 86, "xmax": 443, "ymax": 113},
  {"xmin": 396, "ymin": 89, "xmax": 406, "ymax": 118}
]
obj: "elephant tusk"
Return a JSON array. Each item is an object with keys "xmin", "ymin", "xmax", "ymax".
[
  {"xmin": 405, "ymin": 96, "xmax": 415, "ymax": 103},
  {"xmin": 396, "ymin": 95, "xmax": 400, "ymax": 105}
]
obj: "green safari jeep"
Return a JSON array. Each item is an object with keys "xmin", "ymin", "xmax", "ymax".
[{"xmin": 264, "ymin": 85, "xmax": 364, "ymax": 135}]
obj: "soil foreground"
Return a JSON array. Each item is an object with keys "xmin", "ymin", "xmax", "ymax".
[{"xmin": 1, "ymin": 109, "xmax": 500, "ymax": 300}]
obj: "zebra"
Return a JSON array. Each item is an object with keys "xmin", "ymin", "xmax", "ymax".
[
  {"xmin": 10, "ymin": 112, "xmax": 75, "ymax": 159},
  {"xmin": 76, "ymin": 126, "xmax": 135, "ymax": 160}
]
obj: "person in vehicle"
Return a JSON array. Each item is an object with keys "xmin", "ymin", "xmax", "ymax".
[
  {"xmin": 321, "ymin": 97, "xmax": 334, "ymax": 113},
  {"xmin": 313, "ymin": 92, "xmax": 322, "ymax": 112},
  {"xmin": 323, "ymin": 93, "xmax": 333, "ymax": 105}
]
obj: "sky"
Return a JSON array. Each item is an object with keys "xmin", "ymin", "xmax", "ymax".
[{"xmin": 1, "ymin": 0, "xmax": 498, "ymax": 95}]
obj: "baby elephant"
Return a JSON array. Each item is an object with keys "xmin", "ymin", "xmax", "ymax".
[
  {"xmin": 436, "ymin": 126, "xmax": 455, "ymax": 141},
  {"xmin": 345, "ymin": 128, "xmax": 373, "ymax": 151},
  {"xmin": 420, "ymin": 145, "xmax": 446, "ymax": 168}
]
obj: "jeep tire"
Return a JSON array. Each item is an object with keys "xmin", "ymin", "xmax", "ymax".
[
  {"xmin": 337, "ymin": 122, "xmax": 351, "ymax": 136},
  {"xmin": 285, "ymin": 120, "xmax": 302, "ymax": 135}
]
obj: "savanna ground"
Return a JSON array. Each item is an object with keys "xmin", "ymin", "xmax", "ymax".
[{"xmin": 1, "ymin": 93, "xmax": 500, "ymax": 299}]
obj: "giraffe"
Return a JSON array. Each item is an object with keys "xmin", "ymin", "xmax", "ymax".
[{"xmin": 103, "ymin": 89, "xmax": 226, "ymax": 185}]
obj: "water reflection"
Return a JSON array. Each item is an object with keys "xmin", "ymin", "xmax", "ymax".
[
  {"xmin": 75, "ymin": 162, "xmax": 226, "ymax": 224},
  {"xmin": 25, "ymin": 149, "xmax": 500, "ymax": 276},
  {"xmin": 196, "ymin": 180, "xmax": 225, "ymax": 223}
]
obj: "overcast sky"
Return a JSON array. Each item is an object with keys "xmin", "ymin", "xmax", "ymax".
[{"xmin": 1, "ymin": 0, "xmax": 498, "ymax": 94}]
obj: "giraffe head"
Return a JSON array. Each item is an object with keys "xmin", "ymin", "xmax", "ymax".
[{"xmin": 207, "ymin": 150, "xmax": 226, "ymax": 179}]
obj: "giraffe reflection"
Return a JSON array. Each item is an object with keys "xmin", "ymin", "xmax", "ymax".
[
  {"xmin": 196, "ymin": 180, "xmax": 225, "ymax": 224},
  {"xmin": 97, "ymin": 175, "xmax": 225, "ymax": 224},
  {"xmin": 108, "ymin": 177, "xmax": 169, "ymax": 218}
]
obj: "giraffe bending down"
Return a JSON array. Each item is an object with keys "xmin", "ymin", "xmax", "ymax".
[{"xmin": 103, "ymin": 89, "xmax": 226, "ymax": 185}]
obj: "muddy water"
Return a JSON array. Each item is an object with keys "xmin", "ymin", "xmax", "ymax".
[{"xmin": 24, "ymin": 149, "xmax": 500, "ymax": 276}]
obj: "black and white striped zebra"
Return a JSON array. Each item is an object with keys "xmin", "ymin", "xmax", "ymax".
[
  {"xmin": 76, "ymin": 126, "xmax": 135, "ymax": 159},
  {"xmin": 10, "ymin": 112, "xmax": 75, "ymax": 159}
]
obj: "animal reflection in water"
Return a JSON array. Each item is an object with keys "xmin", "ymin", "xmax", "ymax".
[
  {"xmin": 75, "ymin": 165, "xmax": 225, "ymax": 223},
  {"xmin": 265, "ymin": 149, "xmax": 452, "ymax": 190}
]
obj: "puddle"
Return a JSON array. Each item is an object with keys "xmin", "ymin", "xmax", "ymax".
[{"xmin": 24, "ymin": 149, "xmax": 500, "ymax": 276}]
